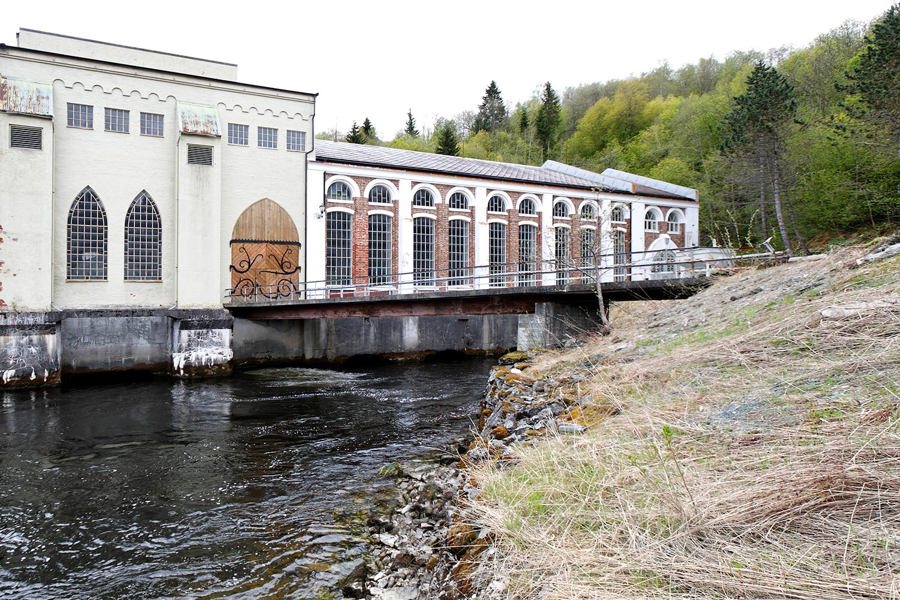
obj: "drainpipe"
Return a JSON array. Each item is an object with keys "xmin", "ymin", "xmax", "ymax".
[{"xmin": 302, "ymin": 98, "xmax": 316, "ymax": 297}]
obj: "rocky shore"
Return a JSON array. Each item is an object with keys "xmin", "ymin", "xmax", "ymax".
[{"xmin": 359, "ymin": 349, "xmax": 600, "ymax": 599}]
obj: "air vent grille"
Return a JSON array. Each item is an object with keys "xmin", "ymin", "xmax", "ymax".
[
  {"xmin": 187, "ymin": 144, "xmax": 213, "ymax": 165},
  {"xmin": 10, "ymin": 125, "xmax": 42, "ymax": 150}
]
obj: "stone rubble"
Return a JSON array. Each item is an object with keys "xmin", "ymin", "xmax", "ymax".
[{"xmin": 357, "ymin": 349, "xmax": 605, "ymax": 599}]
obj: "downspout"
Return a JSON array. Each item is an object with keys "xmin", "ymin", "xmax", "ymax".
[{"xmin": 302, "ymin": 98, "xmax": 316, "ymax": 296}]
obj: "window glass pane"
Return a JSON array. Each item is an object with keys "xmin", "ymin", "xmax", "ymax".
[
  {"xmin": 518, "ymin": 198, "xmax": 536, "ymax": 215},
  {"xmin": 67, "ymin": 188, "xmax": 107, "ymax": 280},
  {"xmin": 327, "ymin": 182, "xmax": 352, "ymax": 201},
  {"xmin": 413, "ymin": 217, "xmax": 434, "ymax": 286},
  {"xmin": 487, "ymin": 196, "xmax": 506, "ymax": 212},
  {"xmin": 448, "ymin": 192, "xmax": 468, "ymax": 210},
  {"xmin": 518, "ymin": 224, "xmax": 537, "ymax": 286},
  {"xmin": 287, "ymin": 130, "xmax": 306, "ymax": 151},
  {"xmin": 580, "ymin": 228, "xmax": 595, "ymax": 283},
  {"xmin": 413, "ymin": 189, "xmax": 434, "ymax": 207},
  {"xmin": 489, "ymin": 222, "xmax": 507, "ymax": 287},
  {"xmin": 67, "ymin": 103, "xmax": 93, "ymax": 129},
  {"xmin": 258, "ymin": 126, "xmax": 277, "ymax": 149},
  {"xmin": 368, "ymin": 214, "xmax": 392, "ymax": 285},
  {"xmin": 555, "ymin": 227, "xmax": 570, "ymax": 285},
  {"xmin": 326, "ymin": 211, "xmax": 352, "ymax": 285},
  {"xmin": 368, "ymin": 185, "xmax": 391, "ymax": 203},
  {"xmin": 104, "ymin": 108, "xmax": 129, "ymax": 133},
  {"xmin": 228, "ymin": 123, "xmax": 249, "ymax": 146},
  {"xmin": 140, "ymin": 112, "xmax": 164, "ymax": 137},
  {"xmin": 448, "ymin": 220, "xmax": 469, "ymax": 286},
  {"xmin": 125, "ymin": 192, "xmax": 162, "ymax": 281},
  {"xmin": 553, "ymin": 201, "xmax": 569, "ymax": 217}
]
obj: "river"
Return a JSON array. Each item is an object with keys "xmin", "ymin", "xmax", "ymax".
[{"xmin": 0, "ymin": 358, "xmax": 493, "ymax": 599}]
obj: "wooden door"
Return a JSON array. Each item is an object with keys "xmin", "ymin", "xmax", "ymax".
[{"xmin": 230, "ymin": 199, "xmax": 301, "ymax": 299}]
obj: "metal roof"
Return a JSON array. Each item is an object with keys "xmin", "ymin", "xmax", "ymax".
[
  {"xmin": 600, "ymin": 168, "xmax": 698, "ymax": 201},
  {"xmin": 314, "ymin": 140, "xmax": 601, "ymax": 189}
]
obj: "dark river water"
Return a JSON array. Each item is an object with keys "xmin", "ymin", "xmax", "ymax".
[{"xmin": 0, "ymin": 358, "xmax": 493, "ymax": 599}]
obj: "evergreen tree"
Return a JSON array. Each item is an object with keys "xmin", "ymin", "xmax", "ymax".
[
  {"xmin": 345, "ymin": 121, "xmax": 365, "ymax": 144},
  {"xmin": 516, "ymin": 106, "xmax": 529, "ymax": 135},
  {"xmin": 361, "ymin": 117, "xmax": 376, "ymax": 143},
  {"xmin": 435, "ymin": 122, "xmax": 460, "ymax": 156},
  {"xmin": 472, "ymin": 81, "xmax": 508, "ymax": 133},
  {"xmin": 844, "ymin": 4, "xmax": 900, "ymax": 148},
  {"xmin": 722, "ymin": 61, "xmax": 799, "ymax": 256},
  {"xmin": 535, "ymin": 82, "xmax": 562, "ymax": 158},
  {"xmin": 404, "ymin": 109, "xmax": 419, "ymax": 137}
]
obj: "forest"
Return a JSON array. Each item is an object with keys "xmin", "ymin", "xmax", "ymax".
[{"xmin": 320, "ymin": 5, "xmax": 898, "ymax": 252}]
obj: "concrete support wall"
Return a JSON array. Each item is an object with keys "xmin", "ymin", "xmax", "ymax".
[
  {"xmin": 61, "ymin": 315, "xmax": 172, "ymax": 374},
  {"xmin": 517, "ymin": 302, "xmax": 603, "ymax": 350},
  {"xmin": 0, "ymin": 312, "xmax": 60, "ymax": 386}
]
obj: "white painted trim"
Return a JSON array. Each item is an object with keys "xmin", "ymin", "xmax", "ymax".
[
  {"xmin": 552, "ymin": 223, "xmax": 572, "ymax": 229},
  {"xmin": 579, "ymin": 224, "xmax": 597, "ymax": 230},
  {"xmin": 410, "ymin": 182, "xmax": 441, "ymax": 205},
  {"xmin": 367, "ymin": 209, "xmax": 394, "ymax": 217},
  {"xmin": 325, "ymin": 174, "xmax": 360, "ymax": 199},
  {"xmin": 364, "ymin": 178, "xmax": 399, "ymax": 200},
  {"xmin": 326, "ymin": 206, "xmax": 354, "ymax": 215},
  {"xmin": 448, "ymin": 215, "xmax": 471, "ymax": 222},
  {"xmin": 487, "ymin": 217, "xmax": 509, "ymax": 225},
  {"xmin": 486, "ymin": 190, "xmax": 512, "ymax": 210},
  {"xmin": 412, "ymin": 212, "xmax": 437, "ymax": 220},
  {"xmin": 518, "ymin": 220, "xmax": 539, "ymax": 228},
  {"xmin": 665, "ymin": 207, "xmax": 685, "ymax": 222}
]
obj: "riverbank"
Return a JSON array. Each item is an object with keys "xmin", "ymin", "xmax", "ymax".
[{"xmin": 364, "ymin": 237, "xmax": 898, "ymax": 599}]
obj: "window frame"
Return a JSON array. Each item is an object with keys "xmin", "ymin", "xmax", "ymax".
[
  {"xmin": 326, "ymin": 210, "xmax": 353, "ymax": 286},
  {"xmin": 140, "ymin": 112, "xmax": 164, "ymax": 137},
  {"xmin": 67, "ymin": 187, "xmax": 107, "ymax": 281},
  {"xmin": 326, "ymin": 181, "xmax": 353, "ymax": 201},
  {"xmin": 487, "ymin": 195, "xmax": 507, "ymax": 213},
  {"xmin": 228, "ymin": 123, "xmax": 250, "ymax": 146},
  {"xmin": 67, "ymin": 103, "xmax": 93, "ymax": 129},
  {"xmin": 552, "ymin": 201, "xmax": 570, "ymax": 218},
  {"xmin": 124, "ymin": 191, "xmax": 163, "ymax": 282},
  {"xmin": 448, "ymin": 218, "xmax": 470, "ymax": 286},
  {"xmin": 517, "ymin": 197, "xmax": 537, "ymax": 215},
  {"xmin": 367, "ymin": 213, "xmax": 393, "ymax": 285},
  {"xmin": 104, "ymin": 107, "xmax": 130, "ymax": 134},
  {"xmin": 368, "ymin": 184, "xmax": 392, "ymax": 204},
  {"xmin": 257, "ymin": 126, "xmax": 278, "ymax": 149},
  {"xmin": 412, "ymin": 188, "xmax": 435, "ymax": 208},
  {"xmin": 644, "ymin": 208, "xmax": 661, "ymax": 232},
  {"xmin": 413, "ymin": 216, "xmax": 435, "ymax": 286},
  {"xmin": 448, "ymin": 192, "xmax": 469, "ymax": 210},
  {"xmin": 286, "ymin": 129, "xmax": 306, "ymax": 152}
]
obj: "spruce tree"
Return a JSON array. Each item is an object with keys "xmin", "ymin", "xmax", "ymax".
[
  {"xmin": 361, "ymin": 117, "xmax": 376, "ymax": 143},
  {"xmin": 404, "ymin": 109, "xmax": 419, "ymax": 137},
  {"xmin": 535, "ymin": 82, "xmax": 561, "ymax": 158},
  {"xmin": 844, "ymin": 4, "xmax": 899, "ymax": 147},
  {"xmin": 435, "ymin": 123, "xmax": 460, "ymax": 156},
  {"xmin": 472, "ymin": 81, "xmax": 508, "ymax": 133},
  {"xmin": 345, "ymin": 121, "xmax": 365, "ymax": 144},
  {"xmin": 722, "ymin": 61, "xmax": 798, "ymax": 256},
  {"xmin": 517, "ymin": 107, "xmax": 529, "ymax": 135}
]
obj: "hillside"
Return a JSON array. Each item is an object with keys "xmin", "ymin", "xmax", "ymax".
[{"xmin": 463, "ymin": 237, "xmax": 899, "ymax": 598}]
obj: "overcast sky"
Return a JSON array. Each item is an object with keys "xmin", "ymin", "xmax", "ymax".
[{"xmin": 2, "ymin": 1, "xmax": 890, "ymax": 137}]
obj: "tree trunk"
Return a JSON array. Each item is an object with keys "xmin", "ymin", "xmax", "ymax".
[
  {"xmin": 784, "ymin": 193, "xmax": 809, "ymax": 255},
  {"xmin": 769, "ymin": 159, "xmax": 794, "ymax": 258},
  {"xmin": 758, "ymin": 164, "xmax": 768, "ymax": 245}
]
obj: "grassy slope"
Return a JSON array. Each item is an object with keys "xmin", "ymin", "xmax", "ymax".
[{"xmin": 468, "ymin": 241, "xmax": 899, "ymax": 599}]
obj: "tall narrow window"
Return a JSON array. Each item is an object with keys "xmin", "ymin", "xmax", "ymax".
[
  {"xmin": 413, "ymin": 217, "xmax": 435, "ymax": 286},
  {"xmin": 488, "ymin": 222, "xmax": 507, "ymax": 287},
  {"xmin": 368, "ymin": 213, "xmax": 392, "ymax": 285},
  {"xmin": 580, "ymin": 228, "xmax": 595, "ymax": 283},
  {"xmin": 67, "ymin": 187, "xmax": 107, "ymax": 280},
  {"xmin": 614, "ymin": 229, "xmax": 627, "ymax": 282},
  {"xmin": 518, "ymin": 223, "xmax": 537, "ymax": 286},
  {"xmin": 326, "ymin": 211, "xmax": 352, "ymax": 286},
  {"xmin": 124, "ymin": 192, "xmax": 162, "ymax": 281},
  {"xmin": 448, "ymin": 219, "xmax": 469, "ymax": 286},
  {"xmin": 555, "ymin": 227, "xmax": 570, "ymax": 285},
  {"xmin": 448, "ymin": 192, "xmax": 468, "ymax": 210}
]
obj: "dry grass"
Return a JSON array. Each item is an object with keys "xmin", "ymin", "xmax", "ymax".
[{"xmin": 468, "ymin": 242, "xmax": 900, "ymax": 599}]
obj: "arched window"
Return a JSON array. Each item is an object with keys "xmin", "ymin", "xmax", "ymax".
[
  {"xmin": 487, "ymin": 195, "xmax": 507, "ymax": 213},
  {"xmin": 327, "ymin": 181, "xmax": 352, "ymax": 201},
  {"xmin": 488, "ymin": 222, "xmax": 507, "ymax": 287},
  {"xmin": 518, "ymin": 223, "xmax": 537, "ymax": 286},
  {"xmin": 368, "ymin": 184, "xmax": 392, "ymax": 204},
  {"xmin": 613, "ymin": 229, "xmax": 627, "ymax": 282},
  {"xmin": 553, "ymin": 201, "xmax": 570, "ymax": 218},
  {"xmin": 448, "ymin": 219, "xmax": 469, "ymax": 286},
  {"xmin": 413, "ymin": 188, "xmax": 435, "ymax": 207},
  {"xmin": 448, "ymin": 192, "xmax": 469, "ymax": 210},
  {"xmin": 124, "ymin": 191, "xmax": 162, "ymax": 281},
  {"xmin": 580, "ymin": 203, "xmax": 596, "ymax": 220},
  {"xmin": 67, "ymin": 187, "xmax": 108, "ymax": 281},
  {"xmin": 326, "ymin": 211, "xmax": 352, "ymax": 286},
  {"xmin": 644, "ymin": 208, "xmax": 661, "ymax": 232},
  {"xmin": 667, "ymin": 211, "xmax": 682, "ymax": 233},
  {"xmin": 518, "ymin": 198, "xmax": 536, "ymax": 215},
  {"xmin": 368, "ymin": 213, "xmax": 392, "ymax": 284},
  {"xmin": 413, "ymin": 216, "xmax": 434, "ymax": 286},
  {"xmin": 555, "ymin": 227, "xmax": 570, "ymax": 285},
  {"xmin": 652, "ymin": 249, "xmax": 677, "ymax": 273},
  {"xmin": 611, "ymin": 205, "xmax": 625, "ymax": 222}
]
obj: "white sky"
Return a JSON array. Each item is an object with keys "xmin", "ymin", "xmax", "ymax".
[{"xmin": 2, "ymin": 1, "xmax": 890, "ymax": 137}]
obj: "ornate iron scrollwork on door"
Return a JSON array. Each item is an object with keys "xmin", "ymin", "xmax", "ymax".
[{"xmin": 229, "ymin": 239, "xmax": 302, "ymax": 299}]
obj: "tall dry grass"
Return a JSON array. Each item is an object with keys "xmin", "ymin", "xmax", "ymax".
[{"xmin": 468, "ymin": 244, "xmax": 899, "ymax": 599}]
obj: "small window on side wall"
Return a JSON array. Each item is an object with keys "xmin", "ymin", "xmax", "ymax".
[
  {"xmin": 287, "ymin": 130, "xmax": 306, "ymax": 152},
  {"xmin": 258, "ymin": 126, "xmax": 278, "ymax": 149},
  {"xmin": 140, "ymin": 112, "xmax": 164, "ymax": 137}
]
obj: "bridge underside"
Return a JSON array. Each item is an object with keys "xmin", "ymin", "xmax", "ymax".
[{"xmin": 227, "ymin": 278, "xmax": 711, "ymax": 320}]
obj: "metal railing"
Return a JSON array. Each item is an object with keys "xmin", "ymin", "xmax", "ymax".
[{"xmin": 224, "ymin": 247, "xmax": 772, "ymax": 304}]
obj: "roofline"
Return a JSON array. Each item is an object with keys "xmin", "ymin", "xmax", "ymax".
[
  {"xmin": 314, "ymin": 153, "xmax": 689, "ymax": 201},
  {"xmin": 18, "ymin": 28, "xmax": 238, "ymax": 67},
  {"xmin": 0, "ymin": 43, "xmax": 319, "ymax": 99},
  {"xmin": 314, "ymin": 155, "xmax": 597, "ymax": 191}
]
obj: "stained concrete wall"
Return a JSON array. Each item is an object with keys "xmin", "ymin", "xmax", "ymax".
[
  {"xmin": 233, "ymin": 314, "xmax": 519, "ymax": 364},
  {"xmin": 518, "ymin": 302, "xmax": 602, "ymax": 350},
  {"xmin": 60, "ymin": 315, "xmax": 172, "ymax": 374},
  {"xmin": 0, "ymin": 312, "xmax": 60, "ymax": 386}
]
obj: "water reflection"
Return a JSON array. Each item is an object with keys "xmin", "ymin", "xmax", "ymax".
[{"xmin": 0, "ymin": 359, "xmax": 491, "ymax": 598}]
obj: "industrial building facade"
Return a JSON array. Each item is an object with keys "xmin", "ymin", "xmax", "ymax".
[{"xmin": 1, "ymin": 29, "xmax": 699, "ymax": 387}]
